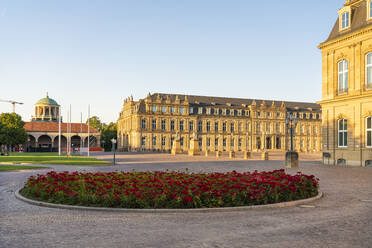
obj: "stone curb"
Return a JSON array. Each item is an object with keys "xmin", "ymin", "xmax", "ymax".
[{"xmin": 15, "ymin": 189, "xmax": 323, "ymax": 213}]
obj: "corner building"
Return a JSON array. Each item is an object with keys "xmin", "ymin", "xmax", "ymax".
[
  {"xmin": 117, "ymin": 93, "xmax": 321, "ymax": 153},
  {"xmin": 319, "ymin": 0, "xmax": 372, "ymax": 166}
]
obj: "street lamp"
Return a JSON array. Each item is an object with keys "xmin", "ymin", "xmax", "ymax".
[
  {"xmin": 111, "ymin": 138, "xmax": 117, "ymax": 165},
  {"xmin": 286, "ymin": 112, "xmax": 298, "ymax": 152},
  {"xmin": 285, "ymin": 112, "xmax": 299, "ymax": 168},
  {"xmin": 101, "ymin": 140, "xmax": 105, "ymax": 151}
]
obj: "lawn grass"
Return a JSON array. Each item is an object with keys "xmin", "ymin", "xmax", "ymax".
[
  {"xmin": 0, "ymin": 164, "xmax": 48, "ymax": 172},
  {"xmin": 0, "ymin": 152, "xmax": 111, "ymax": 166}
]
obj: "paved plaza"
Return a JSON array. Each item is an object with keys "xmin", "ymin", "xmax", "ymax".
[{"xmin": 1, "ymin": 152, "xmax": 372, "ymax": 248}]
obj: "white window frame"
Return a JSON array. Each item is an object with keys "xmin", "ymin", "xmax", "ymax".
[
  {"xmin": 366, "ymin": 53, "xmax": 372, "ymax": 89},
  {"xmin": 338, "ymin": 60, "xmax": 348, "ymax": 92},
  {"xmin": 152, "ymin": 106, "xmax": 157, "ymax": 112},
  {"xmin": 341, "ymin": 11, "xmax": 350, "ymax": 30},
  {"xmin": 368, "ymin": 0, "xmax": 372, "ymax": 20},
  {"xmin": 161, "ymin": 106, "xmax": 167, "ymax": 113},
  {"xmin": 367, "ymin": 117, "xmax": 372, "ymax": 148},
  {"xmin": 338, "ymin": 119, "xmax": 348, "ymax": 148}
]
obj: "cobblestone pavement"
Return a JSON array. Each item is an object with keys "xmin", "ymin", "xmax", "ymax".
[{"xmin": 1, "ymin": 152, "xmax": 372, "ymax": 248}]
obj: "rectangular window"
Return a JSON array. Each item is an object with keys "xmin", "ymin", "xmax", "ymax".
[
  {"xmin": 152, "ymin": 106, "xmax": 157, "ymax": 112},
  {"xmin": 152, "ymin": 136, "xmax": 156, "ymax": 146},
  {"xmin": 161, "ymin": 106, "xmax": 166, "ymax": 113},
  {"xmin": 162, "ymin": 137, "xmax": 166, "ymax": 146},
  {"xmin": 223, "ymin": 138, "xmax": 226, "ymax": 147},
  {"xmin": 180, "ymin": 137, "xmax": 184, "ymax": 146},
  {"xmin": 199, "ymin": 137, "xmax": 202, "ymax": 148},
  {"xmin": 198, "ymin": 121, "xmax": 203, "ymax": 132},
  {"xmin": 141, "ymin": 119, "xmax": 146, "ymax": 130},
  {"xmin": 189, "ymin": 121, "xmax": 194, "ymax": 131},
  {"xmin": 171, "ymin": 107, "xmax": 176, "ymax": 113},
  {"xmin": 338, "ymin": 60, "xmax": 348, "ymax": 92},
  {"xmin": 230, "ymin": 122, "xmax": 234, "ymax": 133},
  {"xmin": 370, "ymin": 1, "xmax": 372, "ymax": 19},
  {"xmin": 207, "ymin": 108, "xmax": 211, "ymax": 115},
  {"xmin": 207, "ymin": 138, "xmax": 210, "ymax": 147},
  {"xmin": 238, "ymin": 138, "xmax": 242, "ymax": 147},
  {"xmin": 367, "ymin": 117, "xmax": 372, "ymax": 147},
  {"xmin": 257, "ymin": 111, "xmax": 261, "ymax": 117},
  {"xmin": 180, "ymin": 107, "xmax": 184, "ymax": 114},
  {"xmin": 215, "ymin": 122, "xmax": 219, "ymax": 132},
  {"xmin": 152, "ymin": 119, "xmax": 157, "ymax": 130},
  {"xmin": 141, "ymin": 137, "xmax": 146, "ymax": 146},
  {"xmin": 171, "ymin": 120, "xmax": 175, "ymax": 130},
  {"xmin": 366, "ymin": 53, "xmax": 372, "ymax": 88},
  {"xmin": 342, "ymin": 11, "xmax": 350, "ymax": 29},
  {"xmin": 189, "ymin": 107, "xmax": 194, "ymax": 114},
  {"xmin": 256, "ymin": 123, "xmax": 261, "ymax": 133},
  {"xmin": 198, "ymin": 108, "xmax": 203, "ymax": 114},
  {"xmin": 215, "ymin": 138, "xmax": 219, "ymax": 146},
  {"xmin": 180, "ymin": 120, "xmax": 184, "ymax": 131},
  {"xmin": 206, "ymin": 121, "xmax": 211, "ymax": 132},
  {"xmin": 338, "ymin": 119, "xmax": 348, "ymax": 147},
  {"xmin": 223, "ymin": 122, "xmax": 227, "ymax": 132},
  {"xmin": 161, "ymin": 120, "xmax": 166, "ymax": 130},
  {"xmin": 230, "ymin": 137, "xmax": 234, "ymax": 147}
]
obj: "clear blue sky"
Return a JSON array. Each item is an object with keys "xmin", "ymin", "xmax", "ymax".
[{"xmin": 0, "ymin": 0, "xmax": 343, "ymax": 123}]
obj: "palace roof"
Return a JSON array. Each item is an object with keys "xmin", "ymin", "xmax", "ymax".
[
  {"xmin": 24, "ymin": 122, "xmax": 99, "ymax": 133},
  {"xmin": 148, "ymin": 93, "xmax": 321, "ymax": 112},
  {"xmin": 325, "ymin": 0, "xmax": 371, "ymax": 43}
]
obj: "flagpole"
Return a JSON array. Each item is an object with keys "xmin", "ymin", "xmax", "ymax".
[
  {"xmin": 69, "ymin": 104, "xmax": 72, "ymax": 156},
  {"xmin": 58, "ymin": 106, "xmax": 61, "ymax": 156},
  {"xmin": 88, "ymin": 104, "xmax": 90, "ymax": 157},
  {"xmin": 80, "ymin": 112, "xmax": 82, "ymax": 154}
]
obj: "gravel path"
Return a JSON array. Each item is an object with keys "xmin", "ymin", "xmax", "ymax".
[{"xmin": 1, "ymin": 153, "xmax": 372, "ymax": 248}]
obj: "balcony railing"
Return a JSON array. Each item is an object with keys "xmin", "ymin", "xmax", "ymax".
[{"xmin": 338, "ymin": 88, "xmax": 348, "ymax": 95}]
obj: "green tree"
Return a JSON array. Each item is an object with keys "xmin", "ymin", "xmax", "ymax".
[
  {"xmin": 86, "ymin": 116, "xmax": 103, "ymax": 131},
  {"xmin": 0, "ymin": 113, "xmax": 28, "ymax": 149},
  {"xmin": 101, "ymin": 122, "xmax": 117, "ymax": 152}
]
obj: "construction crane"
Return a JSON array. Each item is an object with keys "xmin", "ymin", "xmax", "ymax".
[{"xmin": 0, "ymin": 99, "xmax": 24, "ymax": 113}]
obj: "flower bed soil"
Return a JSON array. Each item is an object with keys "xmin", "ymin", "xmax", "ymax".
[{"xmin": 20, "ymin": 169, "xmax": 319, "ymax": 209}]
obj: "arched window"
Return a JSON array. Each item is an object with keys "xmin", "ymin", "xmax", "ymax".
[
  {"xmin": 367, "ymin": 117, "xmax": 372, "ymax": 148},
  {"xmin": 366, "ymin": 53, "xmax": 372, "ymax": 89},
  {"xmin": 338, "ymin": 60, "xmax": 348, "ymax": 93},
  {"xmin": 338, "ymin": 119, "xmax": 348, "ymax": 148}
]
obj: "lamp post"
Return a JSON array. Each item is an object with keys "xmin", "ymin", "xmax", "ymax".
[
  {"xmin": 286, "ymin": 112, "xmax": 298, "ymax": 152},
  {"xmin": 101, "ymin": 140, "xmax": 105, "ymax": 152},
  {"xmin": 285, "ymin": 112, "xmax": 299, "ymax": 168},
  {"xmin": 111, "ymin": 138, "xmax": 117, "ymax": 165}
]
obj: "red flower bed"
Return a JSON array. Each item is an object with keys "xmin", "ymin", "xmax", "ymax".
[{"xmin": 20, "ymin": 169, "xmax": 319, "ymax": 209}]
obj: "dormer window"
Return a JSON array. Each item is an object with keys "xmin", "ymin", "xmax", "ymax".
[
  {"xmin": 368, "ymin": 0, "xmax": 372, "ymax": 20},
  {"xmin": 341, "ymin": 11, "xmax": 350, "ymax": 29}
]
